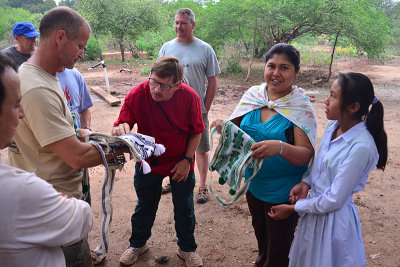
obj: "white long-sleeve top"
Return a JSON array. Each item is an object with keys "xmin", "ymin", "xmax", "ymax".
[{"xmin": 0, "ymin": 155, "xmax": 93, "ymax": 267}]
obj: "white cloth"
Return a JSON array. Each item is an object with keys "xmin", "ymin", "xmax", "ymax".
[
  {"xmin": 290, "ymin": 121, "xmax": 379, "ymax": 267},
  {"xmin": 0, "ymin": 155, "xmax": 93, "ymax": 267},
  {"xmin": 229, "ymin": 83, "xmax": 317, "ymax": 149}
]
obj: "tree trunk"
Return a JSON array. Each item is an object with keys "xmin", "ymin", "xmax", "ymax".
[
  {"xmin": 328, "ymin": 31, "xmax": 340, "ymax": 82},
  {"xmin": 129, "ymin": 42, "xmax": 139, "ymax": 59},
  {"xmin": 119, "ymin": 35, "xmax": 125, "ymax": 62},
  {"xmin": 120, "ymin": 42, "xmax": 125, "ymax": 62},
  {"xmin": 245, "ymin": 27, "xmax": 257, "ymax": 82}
]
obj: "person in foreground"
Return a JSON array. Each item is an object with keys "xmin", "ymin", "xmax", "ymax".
[
  {"xmin": 211, "ymin": 43, "xmax": 317, "ymax": 267},
  {"xmin": 268, "ymin": 72, "xmax": 388, "ymax": 267},
  {"xmin": 0, "ymin": 54, "xmax": 93, "ymax": 266},
  {"xmin": 8, "ymin": 7, "xmax": 124, "ymax": 266},
  {"xmin": 112, "ymin": 56, "xmax": 204, "ymax": 267}
]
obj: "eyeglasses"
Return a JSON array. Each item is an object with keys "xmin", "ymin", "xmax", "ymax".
[
  {"xmin": 148, "ymin": 77, "xmax": 180, "ymax": 91},
  {"xmin": 20, "ymin": 35, "xmax": 37, "ymax": 42}
]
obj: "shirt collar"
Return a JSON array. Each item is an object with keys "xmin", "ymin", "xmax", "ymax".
[{"xmin": 329, "ymin": 120, "xmax": 367, "ymax": 143}]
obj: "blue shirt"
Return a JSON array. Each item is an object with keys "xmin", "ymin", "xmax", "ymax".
[
  {"xmin": 240, "ymin": 109, "xmax": 307, "ymax": 203},
  {"xmin": 56, "ymin": 68, "xmax": 93, "ymax": 128},
  {"xmin": 290, "ymin": 121, "xmax": 379, "ymax": 267}
]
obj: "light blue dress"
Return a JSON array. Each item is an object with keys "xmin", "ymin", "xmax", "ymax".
[{"xmin": 290, "ymin": 121, "xmax": 379, "ymax": 267}]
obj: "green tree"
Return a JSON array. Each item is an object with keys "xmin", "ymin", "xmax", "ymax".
[
  {"xmin": 9, "ymin": 0, "xmax": 56, "ymax": 13},
  {"xmin": 381, "ymin": 0, "xmax": 400, "ymax": 45},
  {"xmin": 0, "ymin": 7, "xmax": 41, "ymax": 44},
  {"xmin": 59, "ymin": 0, "xmax": 77, "ymax": 9},
  {"xmin": 77, "ymin": 0, "xmax": 160, "ymax": 62}
]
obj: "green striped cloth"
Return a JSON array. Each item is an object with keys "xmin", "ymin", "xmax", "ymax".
[{"xmin": 209, "ymin": 120, "xmax": 263, "ymax": 206}]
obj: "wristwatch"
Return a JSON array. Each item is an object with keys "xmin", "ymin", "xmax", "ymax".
[{"xmin": 183, "ymin": 155, "xmax": 194, "ymax": 163}]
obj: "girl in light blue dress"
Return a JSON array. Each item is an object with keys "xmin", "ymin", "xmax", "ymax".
[{"xmin": 268, "ymin": 72, "xmax": 388, "ymax": 267}]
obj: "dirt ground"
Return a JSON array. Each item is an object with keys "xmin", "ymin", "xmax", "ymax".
[{"xmin": 3, "ymin": 56, "xmax": 399, "ymax": 266}]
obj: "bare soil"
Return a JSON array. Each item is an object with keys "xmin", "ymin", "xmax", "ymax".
[{"xmin": 4, "ymin": 56, "xmax": 400, "ymax": 267}]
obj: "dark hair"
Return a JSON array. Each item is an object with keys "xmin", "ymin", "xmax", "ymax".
[
  {"xmin": 151, "ymin": 56, "xmax": 183, "ymax": 83},
  {"xmin": 0, "ymin": 54, "xmax": 18, "ymax": 113},
  {"xmin": 337, "ymin": 72, "xmax": 387, "ymax": 170},
  {"xmin": 176, "ymin": 8, "xmax": 195, "ymax": 23},
  {"xmin": 264, "ymin": 43, "xmax": 300, "ymax": 72},
  {"xmin": 39, "ymin": 6, "xmax": 91, "ymax": 40}
]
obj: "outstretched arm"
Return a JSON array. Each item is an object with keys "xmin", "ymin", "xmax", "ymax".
[{"xmin": 48, "ymin": 135, "xmax": 124, "ymax": 169}]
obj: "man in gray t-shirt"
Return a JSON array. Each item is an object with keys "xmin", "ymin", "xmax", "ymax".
[
  {"xmin": 1, "ymin": 21, "xmax": 39, "ymax": 67},
  {"xmin": 159, "ymin": 8, "xmax": 221, "ymax": 204}
]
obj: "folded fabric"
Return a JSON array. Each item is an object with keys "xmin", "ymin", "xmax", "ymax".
[
  {"xmin": 209, "ymin": 120, "xmax": 263, "ymax": 206},
  {"xmin": 87, "ymin": 132, "xmax": 165, "ymax": 174}
]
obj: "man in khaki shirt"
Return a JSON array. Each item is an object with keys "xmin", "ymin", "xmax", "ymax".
[{"xmin": 9, "ymin": 7, "xmax": 123, "ymax": 267}]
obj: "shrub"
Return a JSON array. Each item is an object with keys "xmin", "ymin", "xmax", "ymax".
[
  {"xmin": 84, "ymin": 36, "xmax": 101, "ymax": 62},
  {"xmin": 140, "ymin": 66, "xmax": 151, "ymax": 75},
  {"xmin": 225, "ymin": 55, "xmax": 242, "ymax": 73}
]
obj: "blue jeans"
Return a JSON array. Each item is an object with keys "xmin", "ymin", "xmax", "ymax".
[{"xmin": 129, "ymin": 164, "xmax": 197, "ymax": 252}]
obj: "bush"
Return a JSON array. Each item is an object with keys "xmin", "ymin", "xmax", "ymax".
[
  {"xmin": 136, "ymin": 28, "xmax": 175, "ymax": 58},
  {"xmin": 140, "ymin": 66, "xmax": 151, "ymax": 75},
  {"xmin": 335, "ymin": 44, "xmax": 358, "ymax": 57},
  {"xmin": 83, "ymin": 36, "xmax": 101, "ymax": 62},
  {"xmin": 225, "ymin": 55, "xmax": 242, "ymax": 73}
]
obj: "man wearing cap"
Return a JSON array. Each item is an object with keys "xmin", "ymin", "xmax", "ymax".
[{"xmin": 1, "ymin": 21, "xmax": 40, "ymax": 67}]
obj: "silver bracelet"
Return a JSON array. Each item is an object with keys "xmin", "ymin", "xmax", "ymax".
[{"xmin": 279, "ymin": 140, "xmax": 283, "ymax": 155}]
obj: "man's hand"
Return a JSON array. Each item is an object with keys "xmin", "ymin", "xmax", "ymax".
[
  {"xmin": 289, "ymin": 181, "xmax": 310, "ymax": 204},
  {"xmin": 171, "ymin": 159, "xmax": 191, "ymax": 182},
  {"xmin": 112, "ymin": 123, "xmax": 130, "ymax": 136},
  {"xmin": 78, "ymin": 128, "xmax": 92, "ymax": 141},
  {"xmin": 268, "ymin": 204, "xmax": 294, "ymax": 220}
]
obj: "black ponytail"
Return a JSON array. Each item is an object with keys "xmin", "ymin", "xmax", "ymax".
[
  {"xmin": 366, "ymin": 100, "xmax": 387, "ymax": 170},
  {"xmin": 338, "ymin": 72, "xmax": 388, "ymax": 170}
]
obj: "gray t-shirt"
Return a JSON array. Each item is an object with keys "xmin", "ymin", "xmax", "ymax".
[
  {"xmin": 1, "ymin": 45, "xmax": 31, "ymax": 67},
  {"xmin": 158, "ymin": 38, "xmax": 221, "ymax": 113}
]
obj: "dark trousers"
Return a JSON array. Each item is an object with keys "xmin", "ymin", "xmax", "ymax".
[
  {"xmin": 246, "ymin": 191, "xmax": 299, "ymax": 267},
  {"xmin": 62, "ymin": 236, "xmax": 93, "ymax": 267},
  {"xmin": 129, "ymin": 164, "xmax": 197, "ymax": 252}
]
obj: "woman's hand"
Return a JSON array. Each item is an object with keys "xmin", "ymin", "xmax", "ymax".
[
  {"xmin": 289, "ymin": 181, "xmax": 310, "ymax": 204},
  {"xmin": 250, "ymin": 140, "xmax": 281, "ymax": 159},
  {"xmin": 268, "ymin": 204, "xmax": 295, "ymax": 220},
  {"xmin": 210, "ymin": 119, "xmax": 223, "ymax": 134}
]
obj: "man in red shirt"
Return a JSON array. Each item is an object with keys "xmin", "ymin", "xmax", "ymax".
[{"xmin": 112, "ymin": 56, "xmax": 204, "ymax": 267}]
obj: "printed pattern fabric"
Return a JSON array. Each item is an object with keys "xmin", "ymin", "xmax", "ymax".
[
  {"xmin": 229, "ymin": 83, "xmax": 317, "ymax": 149},
  {"xmin": 87, "ymin": 132, "xmax": 166, "ymax": 174},
  {"xmin": 209, "ymin": 120, "xmax": 263, "ymax": 206}
]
